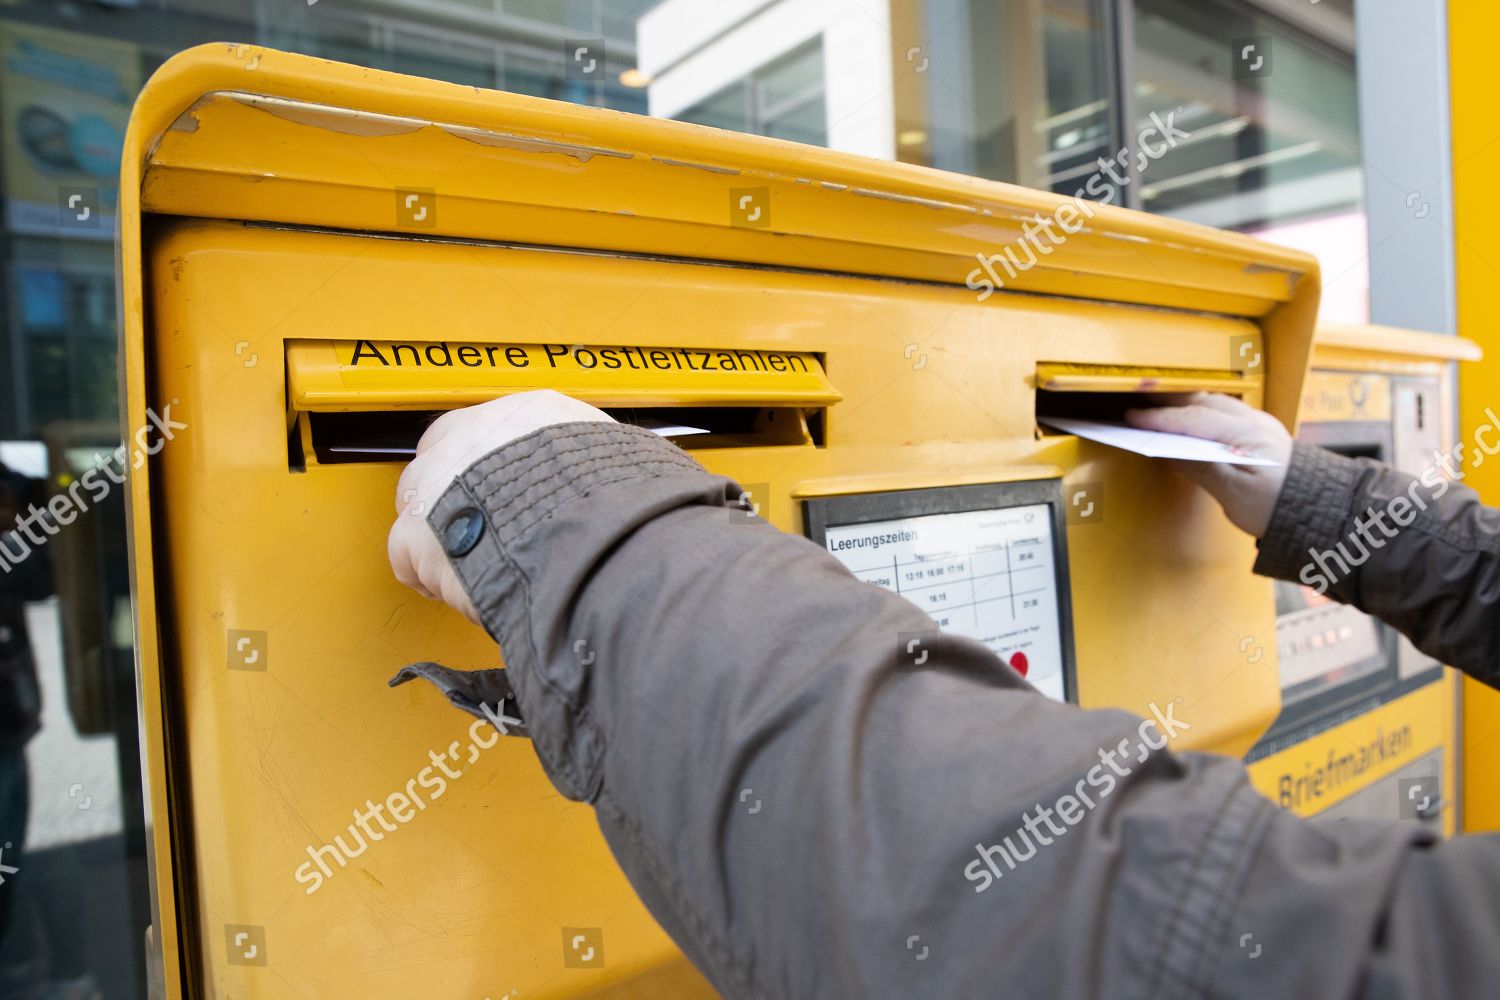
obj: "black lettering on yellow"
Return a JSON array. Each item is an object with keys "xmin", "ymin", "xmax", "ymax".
[
  {"xmin": 1273, "ymin": 724, "xmax": 1415, "ymax": 813},
  {"xmin": 348, "ymin": 341, "xmax": 812, "ymax": 375},
  {"xmin": 350, "ymin": 340, "xmax": 387, "ymax": 366}
]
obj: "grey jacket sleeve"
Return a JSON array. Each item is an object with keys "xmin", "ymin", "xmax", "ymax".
[
  {"xmin": 422, "ymin": 421, "xmax": 1500, "ymax": 1000},
  {"xmin": 1254, "ymin": 440, "xmax": 1500, "ymax": 686}
]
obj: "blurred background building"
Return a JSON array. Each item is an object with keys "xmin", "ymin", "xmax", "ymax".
[{"xmin": 0, "ymin": 0, "xmax": 1405, "ymax": 996}]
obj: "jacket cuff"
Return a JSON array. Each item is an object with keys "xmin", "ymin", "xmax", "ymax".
[
  {"xmin": 421, "ymin": 421, "xmax": 705, "ymax": 799},
  {"xmin": 1253, "ymin": 440, "xmax": 1362, "ymax": 582}
]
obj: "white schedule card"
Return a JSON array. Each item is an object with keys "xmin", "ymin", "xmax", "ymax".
[{"xmin": 822, "ymin": 503, "xmax": 1067, "ymax": 701}]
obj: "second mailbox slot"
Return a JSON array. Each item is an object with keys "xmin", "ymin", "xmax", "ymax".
[
  {"xmin": 1034, "ymin": 360, "xmax": 1262, "ymax": 428},
  {"xmin": 285, "ymin": 338, "xmax": 842, "ymax": 465}
]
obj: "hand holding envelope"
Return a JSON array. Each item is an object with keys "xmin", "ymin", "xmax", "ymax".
[{"xmin": 1043, "ymin": 393, "xmax": 1294, "ymax": 538}]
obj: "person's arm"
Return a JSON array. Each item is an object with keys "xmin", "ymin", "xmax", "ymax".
[
  {"xmin": 389, "ymin": 392, "xmax": 1500, "ymax": 1000},
  {"xmin": 1129, "ymin": 394, "xmax": 1500, "ymax": 685}
]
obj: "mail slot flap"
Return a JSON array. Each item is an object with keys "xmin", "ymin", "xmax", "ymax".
[
  {"xmin": 286, "ymin": 339, "xmax": 842, "ymax": 412},
  {"xmin": 1036, "ymin": 361, "xmax": 1260, "ymax": 395}
]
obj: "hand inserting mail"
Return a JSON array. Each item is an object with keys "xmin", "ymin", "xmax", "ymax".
[
  {"xmin": 387, "ymin": 390, "xmax": 614, "ymax": 623},
  {"xmin": 1124, "ymin": 392, "xmax": 1293, "ymax": 537}
]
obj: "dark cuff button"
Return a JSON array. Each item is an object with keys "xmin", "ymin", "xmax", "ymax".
[{"xmin": 442, "ymin": 507, "xmax": 486, "ymax": 557}]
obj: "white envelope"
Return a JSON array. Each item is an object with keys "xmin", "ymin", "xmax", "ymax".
[{"xmin": 1040, "ymin": 417, "xmax": 1281, "ymax": 466}]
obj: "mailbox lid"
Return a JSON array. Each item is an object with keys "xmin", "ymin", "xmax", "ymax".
[{"xmin": 134, "ymin": 80, "xmax": 1315, "ymax": 316}]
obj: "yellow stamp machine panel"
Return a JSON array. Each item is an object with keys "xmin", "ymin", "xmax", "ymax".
[{"xmin": 1245, "ymin": 324, "xmax": 1480, "ymax": 835}]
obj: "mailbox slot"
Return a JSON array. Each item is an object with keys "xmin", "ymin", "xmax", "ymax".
[
  {"xmin": 285, "ymin": 338, "xmax": 838, "ymax": 467},
  {"xmin": 300, "ymin": 405, "xmax": 820, "ymax": 466},
  {"xmin": 1035, "ymin": 361, "xmax": 1257, "ymax": 433}
]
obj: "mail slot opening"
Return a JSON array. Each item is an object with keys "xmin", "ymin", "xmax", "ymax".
[
  {"xmin": 1035, "ymin": 389, "xmax": 1255, "ymax": 437},
  {"xmin": 301, "ymin": 405, "xmax": 822, "ymax": 466},
  {"xmin": 1034, "ymin": 362, "xmax": 1253, "ymax": 437},
  {"xmin": 1037, "ymin": 390, "xmax": 1162, "ymax": 431}
]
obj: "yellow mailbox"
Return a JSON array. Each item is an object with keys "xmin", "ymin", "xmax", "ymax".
[
  {"xmin": 121, "ymin": 45, "xmax": 1322, "ymax": 997},
  {"xmin": 1244, "ymin": 323, "xmax": 1479, "ymax": 834}
]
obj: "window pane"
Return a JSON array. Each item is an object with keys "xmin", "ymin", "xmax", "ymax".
[
  {"xmin": 757, "ymin": 39, "xmax": 824, "ymax": 112},
  {"xmin": 389, "ymin": 30, "xmax": 496, "ymax": 89},
  {"xmin": 902, "ymin": 0, "xmax": 1113, "ymax": 194},
  {"xmin": 502, "ymin": 0, "xmax": 591, "ymax": 33},
  {"xmin": 765, "ymin": 95, "xmax": 826, "ymax": 146},
  {"xmin": 676, "ymin": 39, "xmax": 826, "ymax": 146},
  {"xmin": 1133, "ymin": 0, "xmax": 1362, "ymax": 230},
  {"xmin": 678, "ymin": 83, "xmax": 750, "ymax": 133}
]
